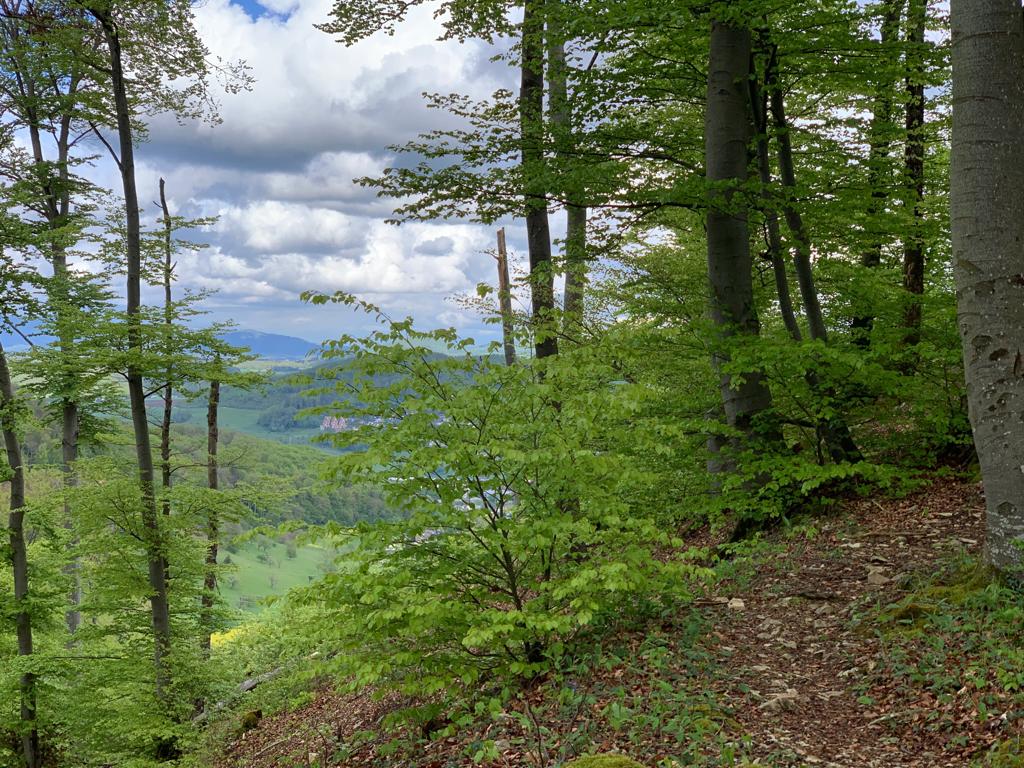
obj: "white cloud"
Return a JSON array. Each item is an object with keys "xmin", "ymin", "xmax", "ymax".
[{"xmin": 121, "ymin": 0, "xmax": 520, "ymax": 341}]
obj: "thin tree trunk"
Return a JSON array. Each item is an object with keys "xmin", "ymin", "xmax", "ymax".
[
  {"xmin": 901, "ymin": 0, "xmax": 926, "ymax": 345},
  {"xmin": 705, "ymin": 20, "xmax": 776, "ymax": 443},
  {"xmin": 201, "ymin": 379, "xmax": 220, "ymax": 652},
  {"xmin": 92, "ymin": 6, "xmax": 172, "ymax": 697},
  {"xmin": 749, "ymin": 52, "xmax": 802, "ymax": 342},
  {"xmin": 495, "ymin": 228, "xmax": 517, "ymax": 366},
  {"xmin": 547, "ymin": 15, "xmax": 587, "ymax": 325},
  {"xmin": 1, "ymin": 339, "xmax": 39, "ymax": 768},
  {"xmin": 852, "ymin": 0, "xmax": 903, "ymax": 345},
  {"xmin": 950, "ymin": 0, "xmax": 1024, "ymax": 575},
  {"xmin": 21, "ymin": 58, "xmax": 83, "ymax": 635},
  {"xmin": 763, "ymin": 43, "xmax": 863, "ymax": 463},
  {"xmin": 767, "ymin": 66, "xmax": 828, "ymax": 344},
  {"xmin": 159, "ymin": 179, "xmax": 173, "ymax": 522},
  {"xmin": 521, "ymin": 0, "xmax": 557, "ymax": 359}
]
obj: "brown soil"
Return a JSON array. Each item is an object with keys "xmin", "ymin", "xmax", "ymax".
[{"xmin": 215, "ymin": 478, "xmax": 1019, "ymax": 768}]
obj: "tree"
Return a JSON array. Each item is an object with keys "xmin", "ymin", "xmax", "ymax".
[
  {"xmin": 703, "ymin": 18, "xmax": 776, "ymax": 449},
  {"xmin": 950, "ymin": 0, "xmax": 1024, "ymax": 575},
  {"xmin": 0, "ymin": 336, "xmax": 37, "ymax": 768}
]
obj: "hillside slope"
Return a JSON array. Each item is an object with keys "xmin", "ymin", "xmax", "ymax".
[{"xmin": 211, "ymin": 479, "xmax": 1022, "ymax": 768}]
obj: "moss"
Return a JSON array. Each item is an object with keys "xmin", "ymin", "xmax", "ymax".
[
  {"xmin": 564, "ymin": 755, "xmax": 646, "ymax": 768},
  {"xmin": 980, "ymin": 738, "xmax": 1024, "ymax": 767}
]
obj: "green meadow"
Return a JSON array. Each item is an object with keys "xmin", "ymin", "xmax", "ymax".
[{"xmin": 217, "ymin": 537, "xmax": 335, "ymax": 614}]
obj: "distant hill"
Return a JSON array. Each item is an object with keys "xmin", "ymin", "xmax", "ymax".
[
  {"xmin": 221, "ymin": 330, "xmax": 319, "ymax": 360},
  {"xmin": 0, "ymin": 326, "xmax": 319, "ymax": 361}
]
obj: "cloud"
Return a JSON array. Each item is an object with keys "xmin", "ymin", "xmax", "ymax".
[{"xmin": 115, "ymin": 0, "xmax": 526, "ymax": 342}]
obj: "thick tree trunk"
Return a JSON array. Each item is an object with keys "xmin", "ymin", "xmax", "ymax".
[
  {"xmin": 201, "ymin": 379, "xmax": 220, "ymax": 652},
  {"xmin": 950, "ymin": 0, "xmax": 1024, "ymax": 575},
  {"xmin": 901, "ymin": 0, "xmax": 926, "ymax": 345},
  {"xmin": 1, "ymin": 340, "xmax": 39, "ymax": 768},
  {"xmin": 705, "ymin": 21, "xmax": 775, "ymax": 441},
  {"xmin": 520, "ymin": 0, "xmax": 557, "ymax": 359},
  {"xmin": 852, "ymin": 0, "xmax": 903, "ymax": 344},
  {"xmin": 495, "ymin": 228, "xmax": 517, "ymax": 366},
  {"xmin": 93, "ymin": 7, "xmax": 172, "ymax": 697}
]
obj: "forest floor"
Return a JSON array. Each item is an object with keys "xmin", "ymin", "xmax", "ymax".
[{"xmin": 214, "ymin": 477, "xmax": 1024, "ymax": 768}]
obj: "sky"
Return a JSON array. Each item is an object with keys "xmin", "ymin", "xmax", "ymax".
[{"xmin": 118, "ymin": 0, "xmax": 524, "ymax": 346}]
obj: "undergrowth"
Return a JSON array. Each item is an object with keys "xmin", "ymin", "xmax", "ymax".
[{"xmin": 856, "ymin": 555, "xmax": 1024, "ymax": 765}]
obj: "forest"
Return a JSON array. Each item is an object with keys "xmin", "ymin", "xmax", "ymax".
[{"xmin": 1, "ymin": 0, "xmax": 1023, "ymax": 766}]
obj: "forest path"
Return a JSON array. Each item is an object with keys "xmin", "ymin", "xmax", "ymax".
[
  {"xmin": 708, "ymin": 480, "xmax": 989, "ymax": 767},
  {"xmin": 216, "ymin": 479, "xmax": 1008, "ymax": 768}
]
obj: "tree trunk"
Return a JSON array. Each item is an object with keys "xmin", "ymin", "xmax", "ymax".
[
  {"xmin": 201, "ymin": 379, "xmax": 220, "ymax": 652},
  {"xmin": 766, "ymin": 52, "xmax": 863, "ymax": 463},
  {"xmin": 1, "ymin": 340, "xmax": 39, "ymax": 768},
  {"xmin": 495, "ymin": 228, "xmax": 517, "ymax": 366},
  {"xmin": 749, "ymin": 52, "xmax": 802, "ymax": 342},
  {"xmin": 547, "ymin": 16, "xmax": 587, "ymax": 326},
  {"xmin": 950, "ymin": 0, "xmax": 1024, "ymax": 575},
  {"xmin": 93, "ymin": 6, "xmax": 172, "ymax": 697},
  {"xmin": 901, "ymin": 0, "xmax": 926, "ymax": 345},
  {"xmin": 22, "ymin": 61, "xmax": 83, "ymax": 635},
  {"xmin": 159, "ymin": 179, "xmax": 173, "ymax": 522},
  {"xmin": 520, "ymin": 0, "xmax": 557, "ymax": 359},
  {"xmin": 852, "ymin": 0, "xmax": 903, "ymax": 345},
  {"xmin": 768, "ymin": 68, "xmax": 828, "ymax": 344},
  {"xmin": 705, "ymin": 20, "xmax": 775, "ymax": 441}
]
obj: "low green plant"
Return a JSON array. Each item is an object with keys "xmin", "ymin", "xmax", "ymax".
[{"xmin": 292, "ymin": 297, "xmax": 712, "ymax": 699}]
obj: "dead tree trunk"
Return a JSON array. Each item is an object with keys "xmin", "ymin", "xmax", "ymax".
[{"xmin": 495, "ymin": 228, "xmax": 517, "ymax": 366}]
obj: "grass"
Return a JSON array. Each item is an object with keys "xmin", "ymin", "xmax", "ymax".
[
  {"xmin": 218, "ymin": 537, "xmax": 335, "ymax": 614},
  {"xmin": 175, "ymin": 404, "xmax": 326, "ymax": 448}
]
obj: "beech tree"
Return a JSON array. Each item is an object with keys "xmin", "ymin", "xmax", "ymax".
[
  {"xmin": 704, "ymin": 18, "xmax": 776, "ymax": 449},
  {"xmin": 950, "ymin": 0, "xmax": 1024, "ymax": 575}
]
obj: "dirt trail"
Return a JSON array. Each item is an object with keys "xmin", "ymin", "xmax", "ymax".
[
  {"xmin": 217, "ymin": 480, "xmax": 1004, "ymax": 768},
  {"xmin": 710, "ymin": 481, "xmax": 988, "ymax": 767}
]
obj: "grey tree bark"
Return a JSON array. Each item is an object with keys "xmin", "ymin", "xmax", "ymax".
[
  {"xmin": 1, "ymin": 339, "xmax": 39, "ymax": 768},
  {"xmin": 91, "ymin": 6, "xmax": 172, "ymax": 696},
  {"xmin": 521, "ymin": 0, "xmax": 557, "ymax": 359},
  {"xmin": 705, "ymin": 21, "xmax": 775, "ymax": 441},
  {"xmin": 950, "ymin": 0, "xmax": 1024, "ymax": 575}
]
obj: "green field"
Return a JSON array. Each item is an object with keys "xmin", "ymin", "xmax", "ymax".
[
  {"xmin": 217, "ymin": 537, "xmax": 335, "ymax": 614},
  {"xmin": 176, "ymin": 403, "xmax": 326, "ymax": 448}
]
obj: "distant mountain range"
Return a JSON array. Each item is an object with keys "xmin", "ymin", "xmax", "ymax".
[
  {"xmin": 222, "ymin": 330, "xmax": 319, "ymax": 360},
  {"xmin": 0, "ymin": 325, "xmax": 319, "ymax": 361}
]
